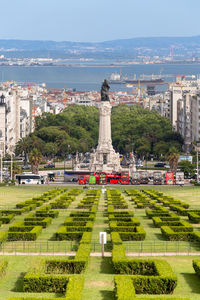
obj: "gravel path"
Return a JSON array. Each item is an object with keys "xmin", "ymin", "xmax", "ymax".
[{"xmin": 0, "ymin": 251, "xmax": 200, "ymax": 256}]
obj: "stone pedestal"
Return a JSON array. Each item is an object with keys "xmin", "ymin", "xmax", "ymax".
[{"xmin": 90, "ymin": 101, "xmax": 121, "ymax": 173}]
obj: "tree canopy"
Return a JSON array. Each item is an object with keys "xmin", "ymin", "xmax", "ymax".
[{"xmin": 15, "ymin": 104, "xmax": 183, "ymax": 157}]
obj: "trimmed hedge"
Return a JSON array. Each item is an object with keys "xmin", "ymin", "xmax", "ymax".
[
  {"xmin": 55, "ymin": 227, "xmax": 92, "ymax": 242},
  {"xmin": 112, "ymin": 245, "xmax": 177, "ymax": 294},
  {"xmin": 115, "ymin": 275, "xmax": 189, "ymax": 300},
  {"xmin": 115, "ymin": 275, "xmax": 136, "ymax": 299},
  {"xmin": 111, "ymin": 227, "xmax": 146, "ymax": 243},
  {"xmin": 0, "ymin": 232, "xmax": 8, "ymax": 243},
  {"xmin": 8, "ymin": 223, "xmax": 42, "ymax": 241},
  {"xmin": 152, "ymin": 215, "xmax": 180, "ymax": 227},
  {"xmin": 0, "ymin": 260, "xmax": 8, "ymax": 277},
  {"xmin": 23, "ymin": 273, "xmax": 69, "ymax": 293},
  {"xmin": 24, "ymin": 216, "xmax": 52, "ymax": 228},
  {"xmin": 188, "ymin": 211, "xmax": 200, "ymax": 223},
  {"xmin": 193, "ymin": 259, "xmax": 200, "ymax": 276},
  {"xmin": 65, "ymin": 275, "xmax": 84, "ymax": 300},
  {"xmin": 35, "ymin": 209, "xmax": 59, "ymax": 218},
  {"xmin": 160, "ymin": 224, "xmax": 195, "ymax": 241},
  {"xmin": 146, "ymin": 208, "xmax": 171, "ymax": 219},
  {"xmin": 0, "ymin": 213, "xmax": 14, "ymax": 224}
]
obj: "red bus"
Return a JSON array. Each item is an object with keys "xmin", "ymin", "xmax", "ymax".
[
  {"xmin": 99, "ymin": 173, "xmax": 107, "ymax": 185},
  {"xmin": 106, "ymin": 173, "xmax": 121, "ymax": 184},
  {"xmin": 78, "ymin": 174, "xmax": 89, "ymax": 185},
  {"xmin": 165, "ymin": 172, "xmax": 174, "ymax": 185}
]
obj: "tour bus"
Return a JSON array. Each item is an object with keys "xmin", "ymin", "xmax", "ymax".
[
  {"xmin": 131, "ymin": 172, "xmax": 140, "ymax": 185},
  {"xmin": 175, "ymin": 172, "xmax": 184, "ymax": 185},
  {"xmin": 106, "ymin": 173, "xmax": 121, "ymax": 184},
  {"xmin": 89, "ymin": 175, "xmax": 96, "ymax": 185},
  {"xmin": 153, "ymin": 171, "xmax": 162, "ymax": 185},
  {"xmin": 99, "ymin": 173, "xmax": 107, "ymax": 185},
  {"xmin": 15, "ymin": 173, "xmax": 43, "ymax": 184},
  {"xmin": 120, "ymin": 171, "xmax": 129, "ymax": 185},
  {"xmin": 139, "ymin": 171, "xmax": 149, "ymax": 184},
  {"xmin": 78, "ymin": 174, "xmax": 90, "ymax": 185},
  {"xmin": 165, "ymin": 172, "xmax": 175, "ymax": 185}
]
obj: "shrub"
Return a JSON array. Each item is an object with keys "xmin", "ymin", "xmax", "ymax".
[
  {"xmin": 0, "ymin": 260, "xmax": 8, "ymax": 277},
  {"xmin": 0, "ymin": 232, "xmax": 8, "ymax": 243},
  {"xmin": 115, "ymin": 275, "xmax": 189, "ymax": 300},
  {"xmin": 188, "ymin": 212, "xmax": 200, "ymax": 223},
  {"xmin": 118, "ymin": 227, "xmax": 146, "ymax": 241},
  {"xmin": 7, "ymin": 224, "xmax": 42, "ymax": 241},
  {"xmin": 152, "ymin": 215, "xmax": 180, "ymax": 227},
  {"xmin": 0, "ymin": 213, "xmax": 14, "ymax": 224},
  {"xmin": 115, "ymin": 275, "xmax": 136, "ymax": 299},
  {"xmin": 65, "ymin": 275, "xmax": 84, "ymax": 300},
  {"xmin": 161, "ymin": 224, "xmax": 194, "ymax": 241},
  {"xmin": 35, "ymin": 210, "xmax": 59, "ymax": 218},
  {"xmin": 112, "ymin": 246, "xmax": 177, "ymax": 294},
  {"xmin": 55, "ymin": 227, "xmax": 92, "ymax": 242},
  {"xmin": 24, "ymin": 217, "xmax": 52, "ymax": 228},
  {"xmin": 23, "ymin": 273, "xmax": 69, "ymax": 293},
  {"xmin": 193, "ymin": 259, "xmax": 200, "ymax": 276}
]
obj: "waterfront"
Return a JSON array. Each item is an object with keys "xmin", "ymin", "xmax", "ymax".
[{"xmin": 0, "ymin": 63, "xmax": 200, "ymax": 91}]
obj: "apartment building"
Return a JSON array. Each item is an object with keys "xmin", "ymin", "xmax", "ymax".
[
  {"xmin": 0, "ymin": 84, "xmax": 33, "ymax": 154},
  {"xmin": 168, "ymin": 80, "xmax": 198, "ymax": 130}
]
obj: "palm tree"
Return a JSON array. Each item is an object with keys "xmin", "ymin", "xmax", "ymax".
[
  {"xmin": 29, "ymin": 148, "xmax": 42, "ymax": 174},
  {"xmin": 166, "ymin": 147, "xmax": 180, "ymax": 173}
]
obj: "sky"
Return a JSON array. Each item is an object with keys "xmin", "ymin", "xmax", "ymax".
[{"xmin": 0, "ymin": 0, "xmax": 200, "ymax": 42}]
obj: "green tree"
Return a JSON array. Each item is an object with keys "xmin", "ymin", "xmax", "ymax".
[
  {"xmin": 15, "ymin": 104, "xmax": 184, "ymax": 157},
  {"xmin": 29, "ymin": 148, "xmax": 42, "ymax": 174},
  {"xmin": 135, "ymin": 137, "xmax": 151, "ymax": 158},
  {"xmin": 178, "ymin": 160, "xmax": 195, "ymax": 178},
  {"xmin": 153, "ymin": 141, "xmax": 169, "ymax": 158},
  {"xmin": 43, "ymin": 142, "xmax": 58, "ymax": 158}
]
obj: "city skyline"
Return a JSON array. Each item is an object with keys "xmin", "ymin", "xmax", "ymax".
[{"xmin": 0, "ymin": 0, "xmax": 200, "ymax": 42}]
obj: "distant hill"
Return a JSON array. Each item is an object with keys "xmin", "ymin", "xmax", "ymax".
[{"xmin": 0, "ymin": 36, "xmax": 200, "ymax": 59}]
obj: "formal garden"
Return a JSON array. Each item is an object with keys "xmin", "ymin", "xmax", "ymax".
[{"xmin": 0, "ymin": 185, "xmax": 200, "ymax": 299}]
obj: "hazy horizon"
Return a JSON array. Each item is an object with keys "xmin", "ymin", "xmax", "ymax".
[
  {"xmin": 0, "ymin": 0, "xmax": 199, "ymax": 42},
  {"xmin": 0, "ymin": 34, "xmax": 199, "ymax": 44}
]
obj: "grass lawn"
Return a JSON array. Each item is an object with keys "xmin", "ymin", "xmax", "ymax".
[
  {"xmin": 1, "ymin": 255, "xmax": 199, "ymax": 300},
  {"xmin": 0, "ymin": 185, "xmax": 54, "ymax": 208},
  {"xmin": 0, "ymin": 255, "xmax": 67, "ymax": 300}
]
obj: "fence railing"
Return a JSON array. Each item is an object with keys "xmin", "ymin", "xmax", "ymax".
[{"xmin": 1, "ymin": 240, "xmax": 200, "ymax": 255}]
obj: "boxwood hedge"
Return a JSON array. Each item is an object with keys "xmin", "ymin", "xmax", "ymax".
[
  {"xmin": 112, "ymin": 245, "xmax": 177, "ymax": 294},
  {"xmin": 115, "ymin": 275, "xmax": 189, "ymax": 300}
]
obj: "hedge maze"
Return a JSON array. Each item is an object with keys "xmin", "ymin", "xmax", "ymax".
[
  {"xmin": 2, "ymin": 187, "xmax": 100, "ymax": 300},
  {"xmin": 107, "ymin": 190, "xmax": 146, "ymax": 244},
  {"xmin": 0, "ymin": 186, "xmax": 200, "ymax": 299},
  {"xmin": 109, "ymin": 189, "xmax": 192, "ymax": 300}
]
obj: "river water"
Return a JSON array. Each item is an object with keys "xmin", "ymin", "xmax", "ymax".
[{"xmin": 0, "ymin": 63, "xmax": 200, "ymax": 91}]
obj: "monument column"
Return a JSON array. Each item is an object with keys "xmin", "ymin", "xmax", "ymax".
[
  {"xmin": 97, "ymin": 102, "xmax": 112, "ymax": 151},
  {"xmin": 90, "ymin": 79, "xmax": 121, "ymax": 173}
]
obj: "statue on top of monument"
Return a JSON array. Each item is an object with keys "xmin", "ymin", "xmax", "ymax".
[{"xmin": 101, "ymin": 79, "xmax": 110, "ymax": 102}]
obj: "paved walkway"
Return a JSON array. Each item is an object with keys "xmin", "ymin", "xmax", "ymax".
[{"xmin": 1, "ymin": 251, "xmax": 200, "ymax": 256}]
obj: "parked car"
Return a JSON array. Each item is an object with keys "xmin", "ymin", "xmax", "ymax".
[
  {"xmin": 154, "ymin": 163, "xmax": 166, "ymax": 168},
  {"xmin": 22, "ymin": 164, "xmax": 31, "ymax": 170},
  {"xmin": 44, "ymin": 163, "xmax": 55, "ymax": 169}
]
